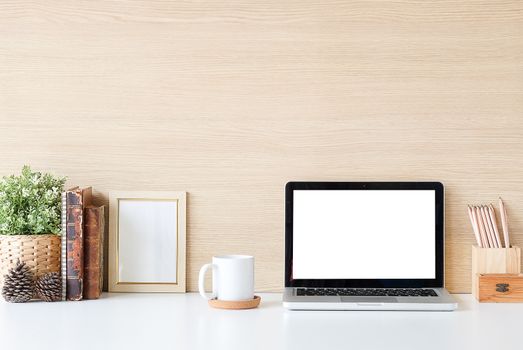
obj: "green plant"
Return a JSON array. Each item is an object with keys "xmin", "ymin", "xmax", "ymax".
[{"xmin": 0, "ymin": 166, "xmax": 66, "ymax": 235}]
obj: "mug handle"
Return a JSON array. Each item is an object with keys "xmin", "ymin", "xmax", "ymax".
[{"xmin": 198, "ymin": 263, "xmax": 217, "ymax": 300}]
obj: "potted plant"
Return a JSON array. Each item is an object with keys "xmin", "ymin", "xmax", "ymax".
[{"xmin": 0, "ymin": 166, "xmax": 66, "ymax": 287}]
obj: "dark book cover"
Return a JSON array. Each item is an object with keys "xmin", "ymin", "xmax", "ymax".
[
  {"xmin": 83, "ymin": 205, "xmax": 105, "ymax": 299},
  {"xmin": 66, "ymin": 187, "xmax": 92, "ymax": 301}
]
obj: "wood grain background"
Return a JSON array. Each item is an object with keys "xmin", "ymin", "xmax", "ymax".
[{"xmin": 1, "ymin": 1, "xmax": 522, "ymax": 293}]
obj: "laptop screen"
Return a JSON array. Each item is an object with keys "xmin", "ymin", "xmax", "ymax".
[{"xmin": 292, "ymin": 189, "xmax": 436, "ymax": 280}]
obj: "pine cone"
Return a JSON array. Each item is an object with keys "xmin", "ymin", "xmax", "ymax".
[
  {"xmin": 35, "ymin": 272, "xmax": 62, "ymax": 302},
  {"xmin": 2, "ymin": 260, "xmax": 35, "ymax": 303}
]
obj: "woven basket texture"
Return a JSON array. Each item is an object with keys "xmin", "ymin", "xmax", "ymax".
[{"xmin": 0, "ymin": 234, "xmax": 60, "ymax": 289}]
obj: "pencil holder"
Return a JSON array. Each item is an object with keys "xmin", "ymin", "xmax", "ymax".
[{"xmin": 471, "ymin": 245, "xmax": 521, "ymax": 300}]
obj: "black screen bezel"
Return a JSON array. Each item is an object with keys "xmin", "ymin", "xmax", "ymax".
[{"xmin": 284, "ymin": 181, "xmax": 444, "ymax": 288}]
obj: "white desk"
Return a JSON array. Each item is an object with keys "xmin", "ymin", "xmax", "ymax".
[{"xmin": 1, "ymin": 293, "xmax": 521, "ymax": 350}]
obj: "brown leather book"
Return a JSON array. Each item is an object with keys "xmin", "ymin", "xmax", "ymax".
[
  {"xmin": 66, "ymin": 187, "xmax": 92, "ymax": 301},
  {"xmin": 83, "ymin": 205, "xmax": 105, "ymax": 299}
]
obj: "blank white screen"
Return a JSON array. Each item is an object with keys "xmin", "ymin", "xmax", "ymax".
[
  {"xmin": 119, "ymin": 200, "xmax": 178, "ymax": 283},
  {"xmin": 293, "ymin": 190, "xmax": 435, "ymax": 279}
]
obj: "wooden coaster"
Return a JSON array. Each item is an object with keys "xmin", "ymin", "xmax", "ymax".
[{"xmin": 208, "ymin": 295, "xmax": 261, "ymax": 310}]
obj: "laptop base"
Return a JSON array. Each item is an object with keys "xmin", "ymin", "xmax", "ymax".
[{"xmin": 283, "ymin": 288, "xmax": 457, "ymax": 311}]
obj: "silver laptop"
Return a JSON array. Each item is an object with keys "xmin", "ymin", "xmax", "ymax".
[{"xmin": 283, "ymin": 182, "xmax": 457, "ymax": 311}]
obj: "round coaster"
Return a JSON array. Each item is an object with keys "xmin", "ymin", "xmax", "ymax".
[{"xmin": 208, "ymin": 295, "xmax": 261, "ymax": 310}]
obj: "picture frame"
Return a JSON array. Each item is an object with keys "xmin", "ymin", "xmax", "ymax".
[{"xmin": 108, "ymin": 191, "xmax": 186, "ymax": 292}]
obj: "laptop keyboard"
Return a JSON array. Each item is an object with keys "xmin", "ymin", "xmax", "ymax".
[{"xmin": 296, "ymin": 288, "xmax": 438, "ymax": 297}]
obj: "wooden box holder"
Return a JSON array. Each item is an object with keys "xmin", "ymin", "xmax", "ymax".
[
  {"xmin": 471, "ymin": 245, "xmax": 521, "ymax": 300},
  {"xmin": 477, "ymin": 274, "xmax": 523, "ymax": 302}
]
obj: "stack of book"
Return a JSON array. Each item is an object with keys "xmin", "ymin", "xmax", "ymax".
[{"xmin": 61, "ymin": 187, "xmax": 105, "ymax": 301}]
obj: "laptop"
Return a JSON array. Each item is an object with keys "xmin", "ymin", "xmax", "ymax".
[{"xmin": 283, "ymin": 182, "xmax": 457, "ymax": 311}]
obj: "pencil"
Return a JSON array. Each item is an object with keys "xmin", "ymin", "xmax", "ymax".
[
  {"xmin": 484, "ymin": 205, "xmax": 501, "ymax": 248},
  {"xmin": 475, "ymin": 206, "xmax": 491, "ymax": 248},
  {"xmin": 499, "ymin": 197, "xmax": 510, "ymax": 248},
  {"xmin": 488, "ymin": 204, "xmax": 503, "ymax": 248},
  {"xmin": 468, "ymin": 205, "xmax": 482, "ymax": 247},
  {"xmin": 480, "ymin": 206, "xmax": 497, "ymax": 248}
]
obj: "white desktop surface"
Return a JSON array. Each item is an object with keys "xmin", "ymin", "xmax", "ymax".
[{"xmin": 0, "ymin": 293, "xmax": 520, "ymax": 350}]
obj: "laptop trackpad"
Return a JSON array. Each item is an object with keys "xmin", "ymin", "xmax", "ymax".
[{"xmin": 341, "ymin": 297, "xmax": 398, "ymax": 303}]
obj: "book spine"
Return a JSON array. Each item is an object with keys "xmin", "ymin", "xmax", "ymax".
[
  {"xmin": 66, "ymin": 190, "xmax": 84, "ymax": 301},
  {"xmin": 61, "ymin": 192, "xmax": 67, "ymax": 301},
  {"xmin": 83, "ymin": 206, "xmax": 105, "ymax": 299}
]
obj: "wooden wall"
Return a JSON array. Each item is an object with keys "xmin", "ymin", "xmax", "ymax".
[{"xmin": 1, "ymin": 1, "xmax": 522, "ymax": 293}]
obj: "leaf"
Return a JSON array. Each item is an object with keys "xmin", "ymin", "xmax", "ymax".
[{"xmin": 0, "ymin": 166, "xmax": 66, "ymax": 235}]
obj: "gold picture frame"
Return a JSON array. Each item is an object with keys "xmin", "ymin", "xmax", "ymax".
[{"xmin": 108, "ymin": 191, "xmax": 186, "ymax": 293}]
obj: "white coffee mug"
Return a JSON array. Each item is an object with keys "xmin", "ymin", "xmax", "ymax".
[{"xmin": 198, "ymin": 255, "xmax": 254, "ymax": 301}]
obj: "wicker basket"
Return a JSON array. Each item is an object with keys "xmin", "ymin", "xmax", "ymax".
[{"xmin": 0, "ymin": 234, "xmax": 61, "ymax": 288}]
